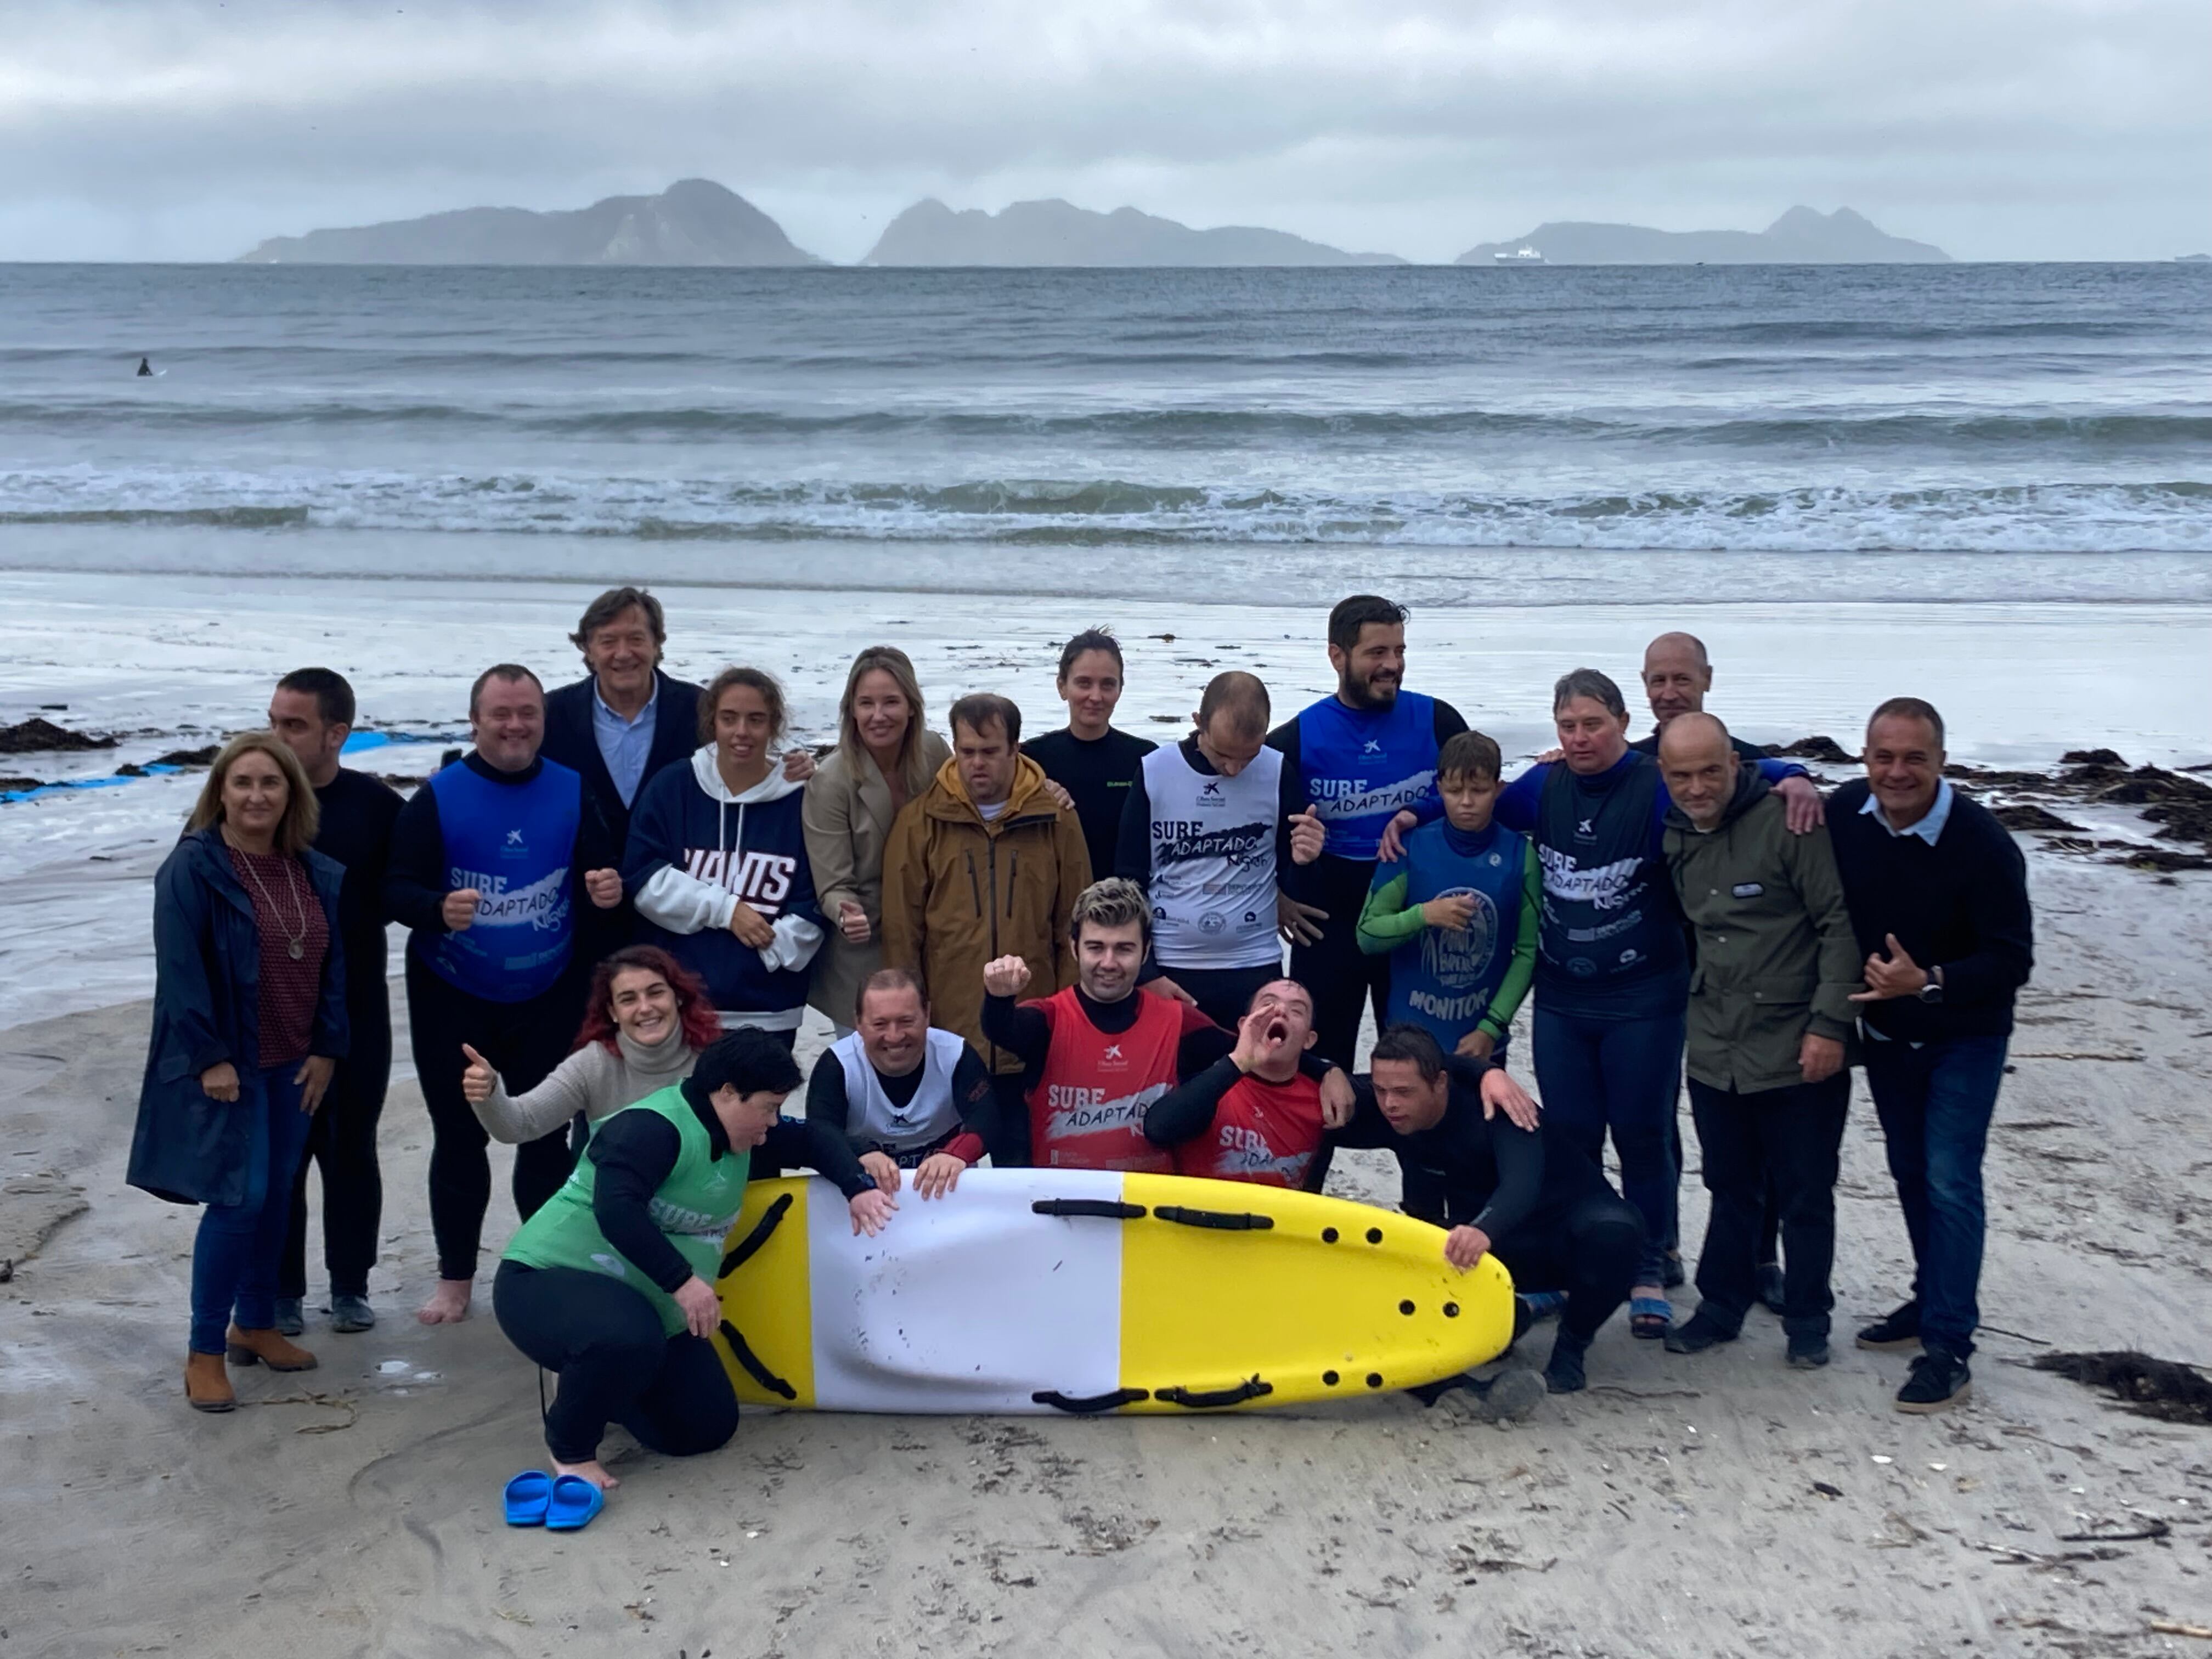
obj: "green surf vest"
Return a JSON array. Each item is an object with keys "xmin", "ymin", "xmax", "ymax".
[{"xmin": 503, "ymin": 1085, "xmax": 748, "ymax": 1337}]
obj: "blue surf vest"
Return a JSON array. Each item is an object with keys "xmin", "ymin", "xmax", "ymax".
[
  {"xmin": 1531, "ymin": 753, "xmax": 1686, "ymax": 1018},
  {"xmin": 1293, "ymin": 691, "xmax": 1442, "ymax": 861},
  {"xmin": 418, "ymin": 758, "xmax": 583, "ymax": 1002},
  {"xmin": 1383, "ymin": 819, "xmax": 1530, "ymax": 1049}
]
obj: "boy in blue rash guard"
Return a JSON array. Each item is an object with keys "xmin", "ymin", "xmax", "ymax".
[
  {"xmin": 1357, "ymin": 730, "xmax": 1539, "ymax": 1068},
  {"xmin": 1492, "ymin": 667, "xmax": 1822, "ymax": 1337},
  {"xmin": 1267, "ymin": 596, "xmax": 1469, "ymax": 1068}
]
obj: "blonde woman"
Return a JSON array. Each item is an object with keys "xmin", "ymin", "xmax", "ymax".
[
  {"xmin": 129, "ymin": 732, "xmax": 348, "ymax": 1413},
  {"xmin": 802, "ymin": 647, "xmax": 951, "ymax": 1031}
]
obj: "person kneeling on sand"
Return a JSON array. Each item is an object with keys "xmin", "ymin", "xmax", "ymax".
[
  {"xmin": 1325, "ymin": 1024, "xmax": 1645, "ymax": 1396},
  {"xmin": 463, "ymin": 945, "xmax": 719, "ymax": 1143},
  {"xmin": 1141, "ymin": 979, "xmax": 1342, "ymax": 1187},
  {"xmin": 809, "ymin": 968, "xmax": 1000, "ymax": 1199},
  {"xmin": 493, "ymin": 1030, "xmax": 894, "ymax": 1494}
]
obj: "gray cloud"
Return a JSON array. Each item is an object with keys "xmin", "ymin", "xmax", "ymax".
[{"xmin": 3, "ymin": 0, "xmax": 2207, "ymax": 262}]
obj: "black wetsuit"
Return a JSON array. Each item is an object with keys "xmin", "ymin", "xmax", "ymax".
[{"xmin": 1327, "ymin": 1061, "xmax": 1644, "ymax": 1344}]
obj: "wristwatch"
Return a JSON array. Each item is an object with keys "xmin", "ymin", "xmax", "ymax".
[{"xmin": 1916, "ymin": 966, "xmax": 1945, "ymax": 1004}]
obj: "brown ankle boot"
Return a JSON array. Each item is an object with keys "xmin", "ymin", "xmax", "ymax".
[
  {"xmin": 185, "ymin": 1351, "xmax": 235, "ymax": 1412},
  {"xmin": 226, "ymin": 1324, "xmax": 319, "ymax": 1372}
]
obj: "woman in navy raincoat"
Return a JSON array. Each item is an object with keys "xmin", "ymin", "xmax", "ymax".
[{"xmin": 129, "ymin": 731, "xmax": 348, "ymax": 1412}]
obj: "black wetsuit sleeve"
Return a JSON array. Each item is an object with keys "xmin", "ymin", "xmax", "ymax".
[
  {"xmin": 980, "ymin": 992, "xmax": 1051, "ymax": 1071},
  {"xmin": 1324, "ymin": 1079, "xmax": 1399, "ymax": 1150},
  {"xmin": 1115, "ymin": 763, "xmax": 1154, "ymax": 886},
  {"xmin": 1432, "ymin": 700, "xmax": 1470, "ymax": 743},
  {"xmin": 805, "ymin": 1051, "xmax": 851, "ymax": 1136},
  {"xmin": 1143, "ymin": 1055, "xmax": 1243, "ymax": 1147},
  {"xmin": 949, "ymin": 1046, "xmax": 1002, "ymax": 1150},
  {"xmin": 587, "ymin": 1112, "xmax": 693, "ymax": 1293},
  {"xmin": 382, "ymin": 785, "xmax": 452, "ymax": 935},
  {"xmin": 1274, "ymin": 748, "xmax": 1305, "ymax": 877},
  {"xmin": 1265, "ymin": 715, "xmax": 1302, "ymax": 776},
  {"xmin": 759, "ymin": 1117, "xmax": 873, "ymax": 1200},
  {"xmin": 1463, "ymin": 1113, "xmax": 1544, "ymax": 1242}
]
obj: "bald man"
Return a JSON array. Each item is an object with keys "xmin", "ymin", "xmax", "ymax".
[
  {"xmin": 1116, "ymin": 672, "xmax": 1318, "ymax": 1030},
  {"xmin": 1630, "ymin": 633, "xmax": 1771, "ymax": 763},
  {"xmin": 1657, "ymin": 713, "xmax": 1861, "ymax": 1370}
]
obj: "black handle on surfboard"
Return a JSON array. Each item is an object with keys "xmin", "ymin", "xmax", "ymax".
[
  {"xmin": 1155, "ymin": 1377, "xmax": 1274, "ymax": 1409},
  {"xmin": 1032, "ymin": 1387, "xmax": 1150, "ymax": 1413},
  {"xmin": 1031, "ymin": 1198, "xmax": 1148, "ymax": 1220},
  {"xmin": 1152, "ymin": 1205, "xmax": 1275, "ymax": 1232},
  {"xmin": 717, "ymin": 1191, "xmax": 794, "ymax": 1280},
  {"xmin": 717, "ymin": 1318, "xmax": 797, "ymax": 1402}
]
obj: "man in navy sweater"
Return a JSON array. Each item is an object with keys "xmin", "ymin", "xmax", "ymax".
[{"xmin": 1827, "ymin": 697, "xmax": 2033, "ymax": 1414}]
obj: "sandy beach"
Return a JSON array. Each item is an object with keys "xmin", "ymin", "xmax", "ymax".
[{"xmin": 5, "ymin": 780, "xmax": 2211, "ymax": 1655}]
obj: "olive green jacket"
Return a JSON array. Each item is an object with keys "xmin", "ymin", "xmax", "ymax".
[{"xmin": 1663, "ymin": 774, "xmax": 1863, "ymax": 1094}]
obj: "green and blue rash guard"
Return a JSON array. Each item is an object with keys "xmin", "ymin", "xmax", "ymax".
[
  {"xmin": 1494, "ymin": 749, "xmax": 1807, "ymax": 1021},
  {"xmin": 1268, "ymin": 691, "xmax": 1469, "ymax": 871},
  {"xmin": 1358, "ymin": 819, "xmax": 1539, "ymax": 1049}
]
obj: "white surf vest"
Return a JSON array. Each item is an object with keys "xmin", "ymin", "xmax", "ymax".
[
  {"xmin": 831, "ymin": 1027, "xmax": 968, "ymax": 1156},
  {"xmin": 1139, "ymin": 742, "xmax": 1285, "ymax": 971}
]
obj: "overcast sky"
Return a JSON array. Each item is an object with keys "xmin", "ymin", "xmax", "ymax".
[{"xmin": 3, "ymin": 0, "xmax": 2207, "ymax": 263}]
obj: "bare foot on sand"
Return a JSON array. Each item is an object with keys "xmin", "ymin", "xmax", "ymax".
[
  {"xmin": 555, "ymin": 1459, "xmax": 619, "ymax": 1491},
  {"xmin": 416, "ymin": 1279, "xmax": 472, "ymax": 1324}
]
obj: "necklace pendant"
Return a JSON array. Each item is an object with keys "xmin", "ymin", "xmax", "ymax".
[{"xmin": 287, "ymin": 939, "xmax": 304, "ymax": 961}]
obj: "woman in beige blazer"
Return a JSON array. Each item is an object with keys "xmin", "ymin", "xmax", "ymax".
[{"xmin": 803, "ymin": 647, "xmax": 951, "ymax": 1030}]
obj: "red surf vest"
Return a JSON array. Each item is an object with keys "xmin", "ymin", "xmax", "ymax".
[
  {"xmin": 1026, "ymin": 986, "xmax": 1185, "ymax": 1172},
  {"xmin": 1170, "ymin": 1071, "xmax": 1326, "ymax": 1188}
]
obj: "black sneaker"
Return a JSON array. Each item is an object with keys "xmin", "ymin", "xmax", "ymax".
[
  {"xmin": 1543, "ymin": 1330, "xmax": 1590, "ymax": 1394},
  {"xmin": 1662, "ymin": 1310, "xmax": 1739, "ymax": 1355},
  {"xmin": 1854, "ymin": 1300, "xmax": 1922, "ymax": 1352},
  {"xmin": 1894, "ymin": 1350, "xmax": 1971, "ymax": 1413},
  {"xmin": 274, "ymin": 1297, "xmax": 306, "ymax": 1337},
  {"xmin": 329, "ymin": 1295, "xmax": 376, "ymax": 1334},
  {"xmin": 1786, "ymin": 1332, "xmax": 1831, "ymax": 1369},
  {"xmin": 1756, "ymin": 1262, "xmax": 1787, "ymax": 1316}
]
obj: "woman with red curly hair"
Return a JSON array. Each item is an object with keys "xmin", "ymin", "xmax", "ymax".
[{"xmin": 464, "ymin": 947, "xmax": 720, "ymax": 1146}]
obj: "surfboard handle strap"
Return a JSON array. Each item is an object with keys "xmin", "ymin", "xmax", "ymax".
[
  {"xmin": 1152, "ymin": 1205, "xmax": 1276, "ymax": 1232},
  {"xmin": 1031, "ymin": 1387, "xmax": 1151, "ymax": 1413},
  {"xmin": 718, "ymin": 1192, "xmax": 794, "ymax": 1279},
  {"xmin": 717, "ymin": 1318, "xmax": 797, "ymax": 1402},
  {"xmin": 1030, "ymin": 1198, "xmax": 1148, "ymax": 1220},
  {"xmin": 1156, "ymin": 1377, "xmax": 1275, "ymax": 1409}
]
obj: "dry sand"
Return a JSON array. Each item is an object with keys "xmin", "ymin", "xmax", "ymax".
[{"xmin": 4, "ymin": 844, "xmax": 2211, "ymax": 1658}]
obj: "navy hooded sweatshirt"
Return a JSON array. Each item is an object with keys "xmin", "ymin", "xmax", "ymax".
[{"xmin": 622, "ymin": 746, "xmax": 825, "ymax": 1031}]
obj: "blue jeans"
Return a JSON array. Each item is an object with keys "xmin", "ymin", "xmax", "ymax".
[
  {"xmin": 190, "ymin": 1063, "xmax": 315, "ymax": 1354},
  {"xmin": 1862, "ymin": 1032, "xmax": 2010, "ymax": 1359},
  {"xmin": 1532, "ymin": 1005, "xmax": 1685, "ymax": 1288}
]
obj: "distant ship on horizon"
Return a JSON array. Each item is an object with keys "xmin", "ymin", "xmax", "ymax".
[{"xmin": 1492, "ymin": 246, "xmax": 1546, "ymax": 264}]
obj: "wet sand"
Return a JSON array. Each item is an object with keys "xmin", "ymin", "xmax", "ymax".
[{"xmin": 4, "ymin": 842, "xmax": 2210, "ymax": 1657}]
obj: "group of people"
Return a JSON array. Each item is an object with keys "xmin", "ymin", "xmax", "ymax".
[{"xmin": 131, "ymin": 588, "xmax": 2034, "ymax": 1496}]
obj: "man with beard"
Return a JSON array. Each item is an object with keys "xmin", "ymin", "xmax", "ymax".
[
  {"xmin": 1268, "ymin": 596, "xmax": 1469, "ymax": 1066},
  {"xmin": 981, "ymin": 879, "xmax": 1350, "ymax": 1170}
]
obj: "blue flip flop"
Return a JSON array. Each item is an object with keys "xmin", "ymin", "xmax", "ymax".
[
  {"xmin": 503, "ymin": 1470, "xmax": 552, "ymax": 1526},
  {"xmin": 1629, "ymin": 1295, "xmax": 1673, "ymax": 1340},
  {"xmin": 544, "ymin": 1473, "xmax": 605, "ymax": 1532}
]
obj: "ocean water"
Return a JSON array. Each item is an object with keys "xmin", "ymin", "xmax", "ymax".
[{"xmin": 2, "ymin": 262, "xmax": 2209, "ymax": 605}]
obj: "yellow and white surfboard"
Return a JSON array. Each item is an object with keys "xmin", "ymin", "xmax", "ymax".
[{"xmin": 713, "ymin": 1169, "xmax": 1515, "ymax": 1414}]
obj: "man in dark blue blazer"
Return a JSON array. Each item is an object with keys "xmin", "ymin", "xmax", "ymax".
[
  {"xmin": 542, "ymin": 587, "xmax": 814, "ymax": 956},
  {"xmin": 541, "ymin": 587, "xmax": 706, "ymax": 852}
]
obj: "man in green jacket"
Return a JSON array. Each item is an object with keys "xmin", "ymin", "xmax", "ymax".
[{"xmin": 1656, "ymin": 714, "xmax": 1862, "ymax": 1370}]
